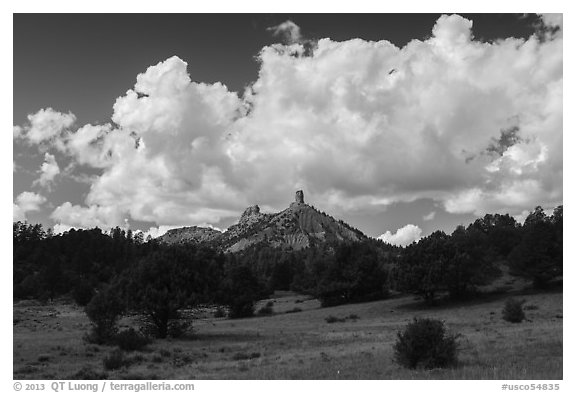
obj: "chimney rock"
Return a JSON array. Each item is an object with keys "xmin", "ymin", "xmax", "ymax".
[{"xmin": 295, "ymin": 190, "xmax": 304, "ymax": 204}]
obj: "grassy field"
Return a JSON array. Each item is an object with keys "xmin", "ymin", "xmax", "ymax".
[{"xmin": 13, "ymin": 288, "xmax": 562, "ymax": 380}]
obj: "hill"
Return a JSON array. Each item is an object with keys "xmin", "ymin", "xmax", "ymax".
[{"xmin": 159, "ymin": 190, "xmax": 367, "ymax": 252}]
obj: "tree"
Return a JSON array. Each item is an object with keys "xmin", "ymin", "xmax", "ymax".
[
  {"xmin": 508, "ymin": 206, "xmax": 562, "ymax": 288},
  {"xmin": 394, "ymin": 231, "xmax": 451, "ymax": 304},
  {"xmin": 122, "ymin": 245, "xmax": 224, "ymax": 338},
  {"xmin": 316, "ymin": 242, "xmax": 389, "ymax": 307},
  {"xmin": 219, "ymin": 264, "xmax": 266, "ymax": 318},
  {"xmin": 469, "ymin": 213, "xmax": 521, "ymax": 258},
  {"xmin": 85, "ymin": 284, "xmax": 126, "ymax": 344},
  {"xmin": 446, "ymin": 226, "xmax": 500, "ymax": 299}
]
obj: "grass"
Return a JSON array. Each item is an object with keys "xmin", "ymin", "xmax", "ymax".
[{"xmin": 13, "ymin": 289, "xmax": 562, "ymax": 379}]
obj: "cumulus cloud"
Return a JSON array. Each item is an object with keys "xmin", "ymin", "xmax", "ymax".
[
  {"xmin": 18, "ymin": 107, "xmax": 76, "ymax": 146},
  {"xmin": 267, "ymin": 20, "xmax": 303, "ymax": 44},
  {"xmin": 378, "ymin": 224, "xmax": 422, "ymax": 246},
  {"xmin": 13, "ymin": 125, "xmax": 22, "ymax": 138},
  {"xmin": 50, "ymin": 202, "xmax": 126, "ymax": 229},
  {"xmin": 52, "ymin": 223, "xmax": 76, "ymax": 235},
  {"xmin": 140, "ymin": 225, "xmax": 181, "ymax": 239},
  {"xmin": 33, "ymin": 153, "xmax": 60, "ymax": 188},
  {"xmin": 13, "ymin": 191, "xmax": 47, "ymax": 222},
  {"xmin": 539, "ymin": 13, "xmax": 563, "ymax": 33},
  {"xmin": 14, "ymin": 14, "xmax": 562, "ymax": 231}
]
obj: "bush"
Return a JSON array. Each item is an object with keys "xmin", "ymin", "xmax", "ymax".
[
  {"xmin": 69, "ymin": 367, "xmax": 108, "ymax": 380},
  {"xmin": 167, "ymin": 319, "xmax": 192, "ymax": 338},
  {"xmin": 138, "ymin": 314, "xmax": 192, "ymax": 339},
  {"xmin": 71, "ymin": 280, "xmax": 95, "ymax": 306},
  {"xmin": 317, "ymin": 282, "xmax": 352, "ymax": 307},
  {"xmin": 37, "ymin": 354, "xmax": 51, "ymax": 362},
  {"xmin": 232, "ymin": 352, "xmax": 261, "ymax": 361},
  {"xmin": 103, "ymin": 349, "xmax": 130, "ymax": 370},
  {"xmin": 325, "ymin": 315, "xmax": 347, "ymax": 323},
  {"xmin": 220, "ymin": 265, "xmax": 265, "ymax": 319},
  {"xmin": 393, "ymin": 318, "xmax": 459, "ymax": 369},
  {"xmin": 84, "ymin": 286, "xmax": 125, "ymax": 344},
  {"xmin": 229, "ymin": 300, "xmax": 255, "ymax": 319},
  {"xmin": 213, "ymin": 307, "xmax": 226, "ymax": 318},
  {"xmin": 257, "ymin": 302, "xmax": 274, "ymax": 316},
  {"xmin": 502, "ymin": 298, "xmax": 526, "ymax": 323},
  {"xmin": 114, "ymin": 328, "xmax": 150, "ymax": 351}
]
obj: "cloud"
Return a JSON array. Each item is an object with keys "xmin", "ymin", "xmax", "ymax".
[
  {"xmin": 539, "ymin": 13, "xmax": 563, "ymax": 31},
  {"xmin": 18, "ymin": 107, "xmax": 76, "ymax": 146},
  {"xmin": 13, "ymin": 126, "xmax": 22, "ymax": 138},
  {"xmin": 139, "ymin": 225, "xmax": 181, "ymax": 239},
  {"xmin": 52, "ymin": 223, "xmax": 76, "ymax": 235},
  {"xmin": 423, "ymin": 211, "xmax": 436, "ymax": 221},
  {"xmin": 65, "ymin": 123, "xmax": 118, "ymax": 168},
  {"xmin": 13, "ymin": 191, "xmax": 47, "ymax": 222},
  {"xmin": 50, "ymin": 202, "xmax": 126, "ymax": 229},
  {"xmin": 33, "ymin": 153, "xmax": 60, "ymax": 188},
  {"xmin": 14, "ymin": 14, "xmax": 562, "ymax": 232},
  {"xmin": 432, "ymin": 14, "xmax": 473, "ymax": 47},
  {"xmin": 378, "ymin": 224, "xmax": 422, "ymax": 246},
  {"xmin": 267, "ymin": 20, "xmax": 303, "ymax": 44}
]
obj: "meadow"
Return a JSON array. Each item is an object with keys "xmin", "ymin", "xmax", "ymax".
[{"xmin": 13, "ymin": 286, "xmax": 562, "ymax": 380}]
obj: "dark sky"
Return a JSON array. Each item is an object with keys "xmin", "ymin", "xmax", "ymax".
[{"xmin": 14, "ymin": 14, "xmax": 540, "ymax": 125}]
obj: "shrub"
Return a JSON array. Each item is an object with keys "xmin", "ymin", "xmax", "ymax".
[
  {"xmin": 71, "ymin": 280, "xmax": 95, "ymax": 306},
  {"xmin": 257, "ymin": 302, "xmax": 274, "ymax": 316},
  {"xmin": 103, "ymin": 349, "xmax": 130, "ymax": 370},
  {"xmin": 138, "ymin": 312, "xmax": 192, "ymax": 339},
  {"xmin": 213, "ymin": 307, "xmax": 226, "ymax": 318},
  {"xmin": 232, "ymin": 352, "xmax": 261, "ymax": 361},
  {"xmin": 114, "ymin": 328, "xmax": 150, "ymax": 352},
  {"xmin": 325, "ymin": 315, "xmax": 347, "ymax": 323},
  {"xmin": 69, "ymin": 367, "xmax": 108, "ymax": 380},
  {"xmin": 393, "ymin": 318, "xmax": 459, "ymax": 369},
  {"xmin": 172, "ymin": 353, "xmax": 194, "ymax": 367},
  {"xmin": 37, "ymin": 354, "xmax": 51, "ymax": 362},
  {"xmin": 84, "ymin": 286, "xmax": 125, "ymax": 344},
  {"xmin": 317, "ymin": 282, "xmax": 352, "ymax": 307},
  {"xmin": 502, "ymin": 298, "xmax": 526, "ymax": 323},
  {"xmin": 167, "ymin": 319, "xmax": 192, "ymax": 338},
  {"xmin": 229, "ymin": 300, "xmax": 255, "ymax": 319}
]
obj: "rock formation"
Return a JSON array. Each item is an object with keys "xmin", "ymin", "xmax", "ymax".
[
  {"xmin": 159, "ymin": 189, "xmax": 367, "ymax": 252},
  {"xmin": 239, "ymin": 205, "xmax": 261, "ymax": 223},
  {"xmin": 295, "ymin": 190, "xmax": 304, "ymax": 204}
]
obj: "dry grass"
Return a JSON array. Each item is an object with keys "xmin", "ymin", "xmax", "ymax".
[{"xmin": 13, "ymin": 290, "xmax": 562, "ymax": 380}]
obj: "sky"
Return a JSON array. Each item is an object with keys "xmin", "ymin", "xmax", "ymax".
[{"xmin": 12, "ymin": 13, "xmax": 563, "ymax": 245}]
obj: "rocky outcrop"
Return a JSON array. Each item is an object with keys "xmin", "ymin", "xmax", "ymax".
[
  {"xmin": 239, "ymin": 205, "xmax": 264, "ymax": 226},
  {"xmin": 160, "ymin": 226, "xmax": 222, "ymax": 246},
  {"xmin": 295, "ymin": 190, "xmax": 304, "ymax": 204},
  {"xmin": 290, "ymin": 190, "xmax": 305, "ymax": 207},
  {"xmin": 159, "ymin": 190, "xmax": 367, "ymax": 252}
]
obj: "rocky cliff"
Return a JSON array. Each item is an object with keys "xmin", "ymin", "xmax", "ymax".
[
  {"xmin": 160, "ymin": 225, "xmax": 222, "ymax": 246},
  {"xmin": 159, "ymin": 190, "xmax": 367, "ymax": 252}
]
